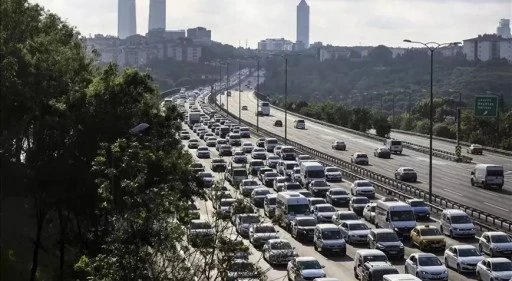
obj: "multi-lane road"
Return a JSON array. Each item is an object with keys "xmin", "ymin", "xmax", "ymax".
[
  {"xmin": 217, "ymin": 75, "xmax": 512, "ymax": 219},
  {"xmin": 182, "ymin": 95, "xmax": 484, "ymax": 281}
]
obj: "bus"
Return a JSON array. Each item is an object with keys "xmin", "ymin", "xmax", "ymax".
[{"xmin": 275, "ymin": 192, "xmax": 310, "ymax": 230}]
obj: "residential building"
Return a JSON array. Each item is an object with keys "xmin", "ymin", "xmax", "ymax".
[
  {"xmin": 163, "ymin": 30, "xmax": 186, "ymax": 40},
  {"xmin": 497, "ymin": 19, "xmax": 511, "ymax": 39},
  {"xmin": 463, "ymin": 34, "xmax": 512, "ymax": 62},
  {"xmin": 118, "ymin": 0, "xmax": 136, "ymax": 39},
  {"xmin": 296, "ymin": 0, "xmax": 310, "ymax": 49},
  {"xmin": 258, "ymin": 38, "xmax": 293, "ymax": 51},
  {"xmin": 148, "ymin": 0, "xmax": 166, "ymax": 32},
  {"xmin": 319, "ymin": 47, "xmax": 350, "ymax": 62},
  {"xmin": 187, "ymin": 27, "xmax": 212, "ymax": 45}
]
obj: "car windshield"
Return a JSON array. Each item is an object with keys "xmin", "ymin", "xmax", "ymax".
[
  {"xmin": 409, "ymin": 200, "xmax": 426, "ymax": 207},
  {"xmin": 240, "ymin": 128, "xmax": 249, "ymax": 132},
  {"xmin": 191, "ymin": 163, "xmax": 203, "ymax": 168},
  {"xmin": 353, "ymin": 198, "xmax": 370, "ymax": 204},
  {"xmin": 254, "ymin": 190, "xmax": 270, "ymax": 196},
  {"xmin": 317, "ymin": 206, "xmax": 336, "ymax": 212},
  {"xmin": 265, "ymin": 172, "xmax": 279, "ymax": 177},
  {"xmin": 228, "ymin": 261, "xmax": 254, "ymax": 273},
  {"xmin": 349, "ymin": 223, "xmax": 368, "ymax": 231},
  {"xmin": 418, "ymin": 256, "xmax": 443, "ymax": 267},
  {"xmin": 330, "ymin": 190, "xmax": 348, "ymax": 196},
  {"xmin": 312, "ymin": 181, "xmax": 329, "ymax": 187},
  {"xmin": 268, "ymin": 156, "xmax": 280, "ymax": 160},
  {"xmin": 233, "ymin": 169, "xmax": 247, "ymax": 176},
  {"xmin": 243, "ymin": 143, "xmax": 253, "ymax": 147},
  {"xmin": 220, "ymin": 145, "xmax": 231, "ymax": 149},
  {"xmin": 297, "ymin": 218, "xmax": 316, "ymax": 227},
  {"xmin": 377, "ymin": 232, "xmax": 399, "ymax": 242},
  {"xmin": 311, "ymin": 199, "xmax": 325, "ymax": 206},
  {"xmin": 403, "ymin": 168, "xmax": 415, "ymax": 173},
  {"xmin": 356, "ymin": 154, "xmax": 368, "ymax": 158},
  {"xmin": 285, "ymin": 183, "xmax": 301, "ymax": 190},
  {"xmin": 356, "ymin": 181, "xmax": 372, "ymax": 187},
  {"xmin": 306, "ymin": 170, "xmax": 325, "ymax": 178},
  {"xmin": 251, "ymin": 161, "xmax": 265, "ymax": 167},
  {"xmin": 364, "ymin": 255, "xmax": 388, "ymax": 263},
  {"xmin": 199, "ymin": 172, "xmax": 213, "ymax": 178},
  {"xmin": 281, "ymin": 148, "xmax": 294, "ymax": 153},
  {"xmin": 243, "ymin": 180, "xmax": 258, "ymax": 186},
  {"xmin": 391, "ymin": 141, "xmax": 402, "ymax": 145},
  {"xmin": 267, "ymin": 198, "xmax": 276, "ymax": 205},
  {"xmin": 288, "ymin": 204, "xmax": 310, "ymax": 214},
  {"xmin": 217, "ymin": 139, "xmax": 227, "ymax": 144},
  {"xmin": 298, "ymin": 191, "xmax": 312, "ymax": 197},
  {"xmin": 451, "ymin": 215, "xmax": 472, "ymax": 224},
  {"xmin": 322, "ymin": 230, "xmax": 342, "ymax": 239},
  {"xmin": 271, "ymin": 241, "xmax": 292, "ymax": 250},
  {"xmin": 240, "ymin": 215, "xmax": 260, "ymax": 224},
  {"xmin": 338, "ymin": 212, "xmax": 359, "ymax": 220},
  {"xmin": 266, "ymin": 139, "xmax": 278, "ymax": 144},
  {"xmin": 234, "ymin": 152, "xmax": 245, "ymax": 156},
  {"xmin": 286, "ymin": 163, "xmax": 298, "ymax": 169},
  {"xmin": 371, "ymin": 269, "xmax": 400, "ymax": 280},
  {"xmin": 255, "ymin": 225, "xmax": 276, "ymax": 233},
  {"xmin": 254, "ymin": 148, "xmax": 265, "ymax": 152},
  {"xmin": 198, "ymin": 147, "xmax": 208, "ymax": 151},
  {"xmin": 390, "ymin": 210, "xmax": 415, "ymax": 221},
  {"xmin": 492, "ymin": 261, "xmax": 512, "ymax": 271},
  {"xmin": 297, "ymin": 260, "xmax": 322, "ymax": 270},
  {"xmin": 325, "ymin": 167, "xmax": 340, "ymax": 173},
  {"xmin": 420, "ymin": 228, "xmax": 442, "ymax": 236},
  {"xmin": 458, "ymin": 248, "xmax": 480, "ymax": 257},
  {"xmin": 191, "ymin": 222, "xmax": 212, "ymax": 229},
  {"xmin": 220, "ymin": 200, "xmax": 234, "ymax": 207},
  {"xmin": 491, "ymin": 234, "xmax": 512, "ymax": 243},
  {"xmin": 229, "ymin": 135, "xmax": 241, "ymax": 139}
]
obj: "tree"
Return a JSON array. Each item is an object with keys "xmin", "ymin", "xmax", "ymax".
[
  {"xmin": 367, "ymin": 45, "xmax": 393, "ymax": 66},
  {"xmin": 373, "ymin": 116, "xmax": 392, "ymax": 137}
]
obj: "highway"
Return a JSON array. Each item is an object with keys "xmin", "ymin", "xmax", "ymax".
[
  {"xmin": 217, "ymin": 75, "xmax": 512, "ymax": 220},
  {"xmin": 182, "ymin": 100, "xmax": 480, "ymax": 281}
]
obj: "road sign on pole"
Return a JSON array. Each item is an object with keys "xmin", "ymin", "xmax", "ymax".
[
  {"xmin": 455, "ymin": 145, "xmax": 461, "ymax": 157},
  {"xmin": 474, "ymin": 96, "xmax": 498, "ymax": 117}
]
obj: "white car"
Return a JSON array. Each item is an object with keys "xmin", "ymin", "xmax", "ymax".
[
  {"xmin": 198, "ymin": 172, "xmax": 215, "ymax": 187},
  {"xmin": 196, "ymin": 146, "xmax": 211, "ymax": 158},
  {"xmin": 296, "ymin": 154, "xmax": 314, "ymax": 164},
  {"xmin": 479, "ymin": 231, "xmax": 512, "ymax": 258},
  {"xmin": 240, "ymin": 179, "xmax": 260, "ymax": 196},
  {"xmin": 312, "ymin": 203, "xmax": 336, "ymax": 223},
  {"xmin": 273, "ymin": 176, "xmax": 290, "ymax": 192},
  {"xmin": 232, "ymin": 151, "xmax": 248, "ymax": 164},
  {"xmin": 287, "ymin": 257, "xmax": 326, "ymax": 281},
  {"xmin": 205, "ymin": 136, "xmax": 217, "ymax": 147},
  {"xmin": 404, "ymin": 253, "xmax": 448, "ymax": 281},
  {"xmin": 351, "ymin": 152, "xmax": 369, "ymax": 165},
  {"xmin": 338, "ymin": 220, "xmax": 370, "ymax": 244},
  {"xmin": 249, "ymin": 223, "xmax": 279, "ymax": 248},
  {"xmin": 251, "ymin": 147, "xmax": 267, "ymax": 160},
  {"xmin": 363, "ymin": 203, "xmax": 377, "ymax": 224},
  {"xmin": 262, "ymin": 239, "xmax": 296, "ymax": 266},
  {"xmin": 444, "ymin": 245, "xmax": 484, "ymax": 273},
  {"xmin": 332, "ymin": 211, "xmax": 360, "ymax": 226},
  {"xmin": 351, "ymin": 180, "xmax": 375, "ymax": 198},
  {"xmin": 242, "ymin": 142, "xmax": 255, "ymax": 153},
  {"xmin": 476, "ymin": 258, "xmax": 512, "ymax": 281},
  {"xmin": 308, "ymin": 197, "xmax": 327, "ymax": 213},
  {"xmin": 324, "ymin": 166, "xmax": 342, "ymax": 182}
]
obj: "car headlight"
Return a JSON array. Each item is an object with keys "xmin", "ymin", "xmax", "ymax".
[
  {"xmin": 399, "ymin": 244, "xmax": 404, "ymax": 248},
  {"xmin": 376, "ymin": 243, "xmax": 385, "ymax": 249},
  {"xmin": 393, "ymin": 227, "xmax": 399, "ymax": 232},
  {"xmin": 420, "ymin": 271, "xmax": 429, "ymax": 275}
]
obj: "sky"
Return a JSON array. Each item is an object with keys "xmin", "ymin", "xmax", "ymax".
[{"xmin": 30, "ymin": 0, "xmax": 512, "ymax": 48}]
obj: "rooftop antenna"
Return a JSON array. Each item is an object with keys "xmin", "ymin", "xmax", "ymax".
[
  {"xmin": 245, "ymin": 39, "xmax": 248, "ymax": 49},
  {"xmin": 238, "ymin": 40, "xmax": 241, "ymax": 48}
]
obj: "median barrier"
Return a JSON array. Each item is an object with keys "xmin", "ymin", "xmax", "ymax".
[{"xmin": 209, "ymin": 93, "xmax": 511, "ymax": 235}]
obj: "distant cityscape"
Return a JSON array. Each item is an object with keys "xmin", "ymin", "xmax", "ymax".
[{"xmin": 86, "ymin": 0, "xmax": 512, "ymax": 68}]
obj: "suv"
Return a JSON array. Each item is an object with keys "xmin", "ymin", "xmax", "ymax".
[
  {"xmin": 439, "ymin": 209, "xmax": 476, "ymax": 238},
  {"xmin": 313, "ymin": 224, "xmax": 346, "ymax": 256},
  {"xmin": 367, "ymin": 229, "xmax": 404, "ymax": 259},
  {"xmin": 351, "ymin": 152, "xmax": 369, "ymax": 165}
]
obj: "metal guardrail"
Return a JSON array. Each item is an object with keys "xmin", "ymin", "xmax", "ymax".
[
  {"xmin": 207, "ymin": 94, "xmax": 512, "ymax": 235},
  {"xmin": 391, "ymin": 128, "xmax": 512, "ymax": 157},
  {"xmin": 257, "ymin": 94, "xmax": 474, "ymax": 163}
]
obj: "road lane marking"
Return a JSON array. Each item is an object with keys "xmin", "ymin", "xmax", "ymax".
[
  {"xmin": 442, "ymin": 188, "xmax": 464, "ymax": 197},
  {"xmin": 416, "ymin": 157, "xmax": 448, "ymax": 166},
  {"xmin": 483, "ymin": 202, "xmax": 509, "ymax": 212}
]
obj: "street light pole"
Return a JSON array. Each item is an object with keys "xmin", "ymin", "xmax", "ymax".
[
  {"xmin": 284, "ymin": 57, "xmax": 288, "ymax": 145},
  {"xmin": 392, "ymin": 92, "xmax": 395, "ymax": 127},
  {"xmin": 256, "ymin": 58, "xmax": 260, "ymax": 132},
  {"xmin": 226, "ymin": 62, "xmax": 230, "ymax": 116},
  {"xmin": 404, "ymin": 39, "xmax": 460, "ymax": 203},
  {"xmin": 238, "ymin": 61, "xmax": 241, "ymax": 125}
]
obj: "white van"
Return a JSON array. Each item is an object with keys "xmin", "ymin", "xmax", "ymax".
[
  {"xmin": 294, "ymin": 119, "xmax": 306, "ymax": 129},
  {"xmin": 383, "ymin": 274, "xmax": 421, "ymax": 281},
  {"xmin": 439, "ymin": 209, "xmax": 476, "ymax": 238},
  {"xmin": 470, "ymin": 164, "xmax": 504, "ymax": 190},
  {"xmin": 375, "ymin": 200, "xmax": 416, "ymax": 238},
  {"xmin": 275, "ymin": 192, "xmax": 310, "ymax": 229},
  {"xmin": 385, "ymin": 140, "xmax": 403, "ymax": 154},
  {"xmin": 299, "ymin": 161, "xmax": 325, "ymax": 187},
  {"xmin": 264, "ymin": 138, "xmax": 279, "ymax": 153},
  {"xmin": 258, "ymin": 102, "xmax": 270, "ymax": 116}
]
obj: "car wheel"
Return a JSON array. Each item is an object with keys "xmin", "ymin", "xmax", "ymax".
[
  {"xmin": 404, "ymin": 266, "xmax": 408, "ymax": 274},
  {"xmin": 476, "ymin": 272, "xmax": 482, "ymax": 281},
  {"xmin": 353, "ymin": 267, "xmax": 358, "ymax": 279},
  {"xmin": 471, "ymin": 178, "xmax": 475, "ymax": 186},
  {"xmin": 450, "ymin": 230, "xmax": 454, "ymax": 239},
  {"xmin": 287, "ymin": 271, "xmax": 292, "ymax": 281},
  {"xmin": 457, "ymin": 263, "xmax": 462, "ymax": 274}
]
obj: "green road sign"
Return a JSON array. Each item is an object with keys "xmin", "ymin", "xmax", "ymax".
[{"xmin": 474, "ymin": 96, "xmax": 498, "ymax": 117}]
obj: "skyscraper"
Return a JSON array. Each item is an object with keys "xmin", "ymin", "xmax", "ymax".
[
  {"xmin": 118, "ymin": 0, "xmax": 136, "ymax": 39},
  {"xmin": 149, "ymin": 0, "xmax": 166, "ymax": 32},
  {"xmin": 497, "ymin": 19, "xmax": 511, "ymax": 39},
  {"xmin": 296, "ymin": 0, "xmax": 310, "ymax": 49}
]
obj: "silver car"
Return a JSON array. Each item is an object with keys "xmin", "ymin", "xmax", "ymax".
[
  {"xmin": 479, "ymin": 231, "xmax": 512, "ymax": 258},
  {"xmin": 339, "ymin": 220, "xmax": 370, "ymax": 245},
  {"xmin": 443, "ymin": 245, "xmax": 484, "ymax": 273},
  {"xmin": 249, "ymin": 223, "xmax": 279, "ymax": 248},
  {"xmin": 262, "ymin": 239, "xmax": 296, "ymax": 266}
]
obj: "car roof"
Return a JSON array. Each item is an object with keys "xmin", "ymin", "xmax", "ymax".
[
  {"xmin": 443, "ymin": 209, "xmax": 467, "ymax": 215},
  {"xmin": 316, "ymin": 204, "xmax": 334, "ymax": 208},
  {"xmin": 190, "ymin": 219, "xmax": 208, "ymax": 224},
  {"xmin": 268, "ymin": 239, "xmax": 289, "ymax": 244},
  {"xmin": 316, "ymin": 223, "xmax": 338, "ymax": 229},
  {"xmin": 356, "ymin": 249, "xmax": 387, "ymax": 256},
  {"xmin": 487, "ymin": 257, "xmax": 512, "ymax": 263},
  {"xmin": 345, "ymin": 220, "xmax": 366, "ymax": 225},
  {"xmin": 452, "ymin": 244, "xmax": 477, "ymax": 249},
  {"xmin": 295, "ymin": 216, "xmax": 315, "ymax": 220},
  {"xmin": 329, "ymin": 188, "xmax": 346, "ymax": 192},
  {"xmin": 484, "ymin": 231, "xmax": 508, "ymax": 236},
  {"xmin": 415, "ymin": 225, "xmax": 438, "ymax": 230},
  {"xmin": 295, "ymin": 257, "xmax": 318, "ymax": 262},
  {"xmin": 415, "ymin": 253, "xmax": 437, "ymax": 258},
  {"xmin": 372, "ymin": 228, "xmax": 395, "ymax": 234}
]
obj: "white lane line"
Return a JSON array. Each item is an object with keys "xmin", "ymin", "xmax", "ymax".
[
  {"xmin": 416, "ymin": 157, "xmax": 449, "ymax": 166},
  {"xmin": 442, "ymin": 188, "xmax": 464, "ymax": 197},
  {"xmin": 483, "ymin": 202, "xmax": 510, "ymax": 212},
  {"xmin": 320, "ymin": 135, "xmax": 334, "ymax": 140},
  {"xmin": 478, "ymin": 189, "xmax": 498, "ymax": 196}
]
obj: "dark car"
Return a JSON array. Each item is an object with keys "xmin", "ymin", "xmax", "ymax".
[
  {"xmin": 211, "ymin": 158, "xmax": 227, "ymax": 172},
  {"xmin": 190, "ymin": 162, "xmax": 205, "ymax": 174},
  {"xmin": 374, "ymin": 147, "xmax": 391, "ymax": 159},
  {"xmin": 256, "ymin": 137, "xmax": 265, "ymax": 148},
  {"xmin": 218, "ymin": 145, "xmax": 233, "ymax": 156},
  {"xmin": 326, "ymin": 188, "xmax": 350, "ymax": 206},
  {"xmin": 188, "ymin": 139, "xmax": 200, "ymax": 149},
  {"xmin": 258, "ymin": 168, "xmax": 274, "ymax": 182},
  {"xmin": 331, "ymin": 140, "xmax": 346, "ymax": 150},
  {"xmin": 274, "ymin": 120, "xmax": 283, "ymax": 127}
]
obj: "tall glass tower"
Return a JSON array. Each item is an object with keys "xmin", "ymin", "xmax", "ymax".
[
  {"xmin": 296, "ymin": 0, "xmax": 310, "ymax": 48},
  {"xmin": 149, "ymin": 0, "xmax": 166, "ymax": 32},
  {"xmin": 118, "ymin": 0, "xmax": 136, "ymax": 39}
]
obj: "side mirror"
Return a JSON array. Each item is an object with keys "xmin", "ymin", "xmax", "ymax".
[
  {"xmin": 386, "ymin": 218, "xmax": 390, "ymax": 222},
  {"xmin": 276, "ymin": 230, "xmax": 280, "ymax": 233},
  {"xmin": 471, "ymin": 171, "xmax": 475, "ymax": 175},
  {"xmin": 321, "ymin": 265, "xmax": 325, "ymax": 268}
]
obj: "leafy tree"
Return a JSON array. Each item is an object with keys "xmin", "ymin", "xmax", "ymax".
[
  {"xmin": 367, "ymin": 45, "xmax": 393, "ymax": 66},
  {"xmin": 433, "ymin": 123, "xmax": 455, "ymax": 139},
  {"xmin": 373, "ymin": 116, "xmax": 392, "ymax": 137}
]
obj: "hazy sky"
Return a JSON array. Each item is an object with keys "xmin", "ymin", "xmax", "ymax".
[{"xmin": 31, "ymin": 0, "xmax": 512, "ymax": 47}]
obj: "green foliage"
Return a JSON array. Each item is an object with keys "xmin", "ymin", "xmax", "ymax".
[
  {"xmin": 373, "ymin": 116, "xmax": 392, "ymax": 137},
  {"xmin": 433, "ymin": 123, "xmax": 455, "ymax": 139}
]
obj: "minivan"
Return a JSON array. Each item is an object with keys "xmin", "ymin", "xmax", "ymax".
[
  {"xmin": 314, "ymin": 224, "xmax": 346, "ymax": 256},
  {"xmin": 354, "ymin": 249, "xmax": 390, "ymax": 280},
  {"xmin": 367, "ymin": 229, "xmax": 404, "ymax": 259},
  {"xmin": 294, "ymin": 119, "xmax": 306, "ymax": 129},
  {"xmin": 471, "ymin": 164, "xmax": 504, "ymax": 190},
  {"xmin": 439, "ymin": 209, "xmax": 476, "ymax": 238},
  {"xmin": 385, "ymin": 139, "xmax": 403, "ymax": 154}
]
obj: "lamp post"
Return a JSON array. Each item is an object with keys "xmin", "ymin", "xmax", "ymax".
[
  {"xmin": 238, "ymin": 61, "xmax": 241, "ymax": 125},
  {"xmin": 404, "ymin": 39, "xmax": 461, "ymax": 203},
  {"xmin": 449, "ymin": 89, "xmax": 463, "ymax": 149},
  {"xmin": 225, "ymin": 62, "xmax": 230, "ymax": 116},
  {"xmin": 256, "ymin": 58, "xmax": 260, "ymax": 132}
]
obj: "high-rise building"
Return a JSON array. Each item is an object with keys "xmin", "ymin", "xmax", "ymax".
[
  {"xmin": 149, "ymin": 0, "xmax": 166, "ymax": 32},
  {"xmin": 296, "ymin": 0, "xmax": 310, "ymax": 49},
  {"xmin": 118, "ymin": 0, "xmax": 136, "ymax": 39},
  {"xmin": 497, "ymin": 19, "xmax": 511, "ymax": 39}
]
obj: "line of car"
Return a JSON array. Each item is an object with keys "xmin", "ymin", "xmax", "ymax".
[{"xmin": 183, "ymin": 95, "xmax": 512, "ymax": 281}]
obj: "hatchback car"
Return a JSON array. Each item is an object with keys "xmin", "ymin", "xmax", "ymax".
[
  {"xmin": 476, "ymin": 258, "xmax": 512, "ymax": 281},
  {"xmin": 404, "ymin": 253, "xmax": 448, "ymax": 281},
  {"xmin": 326, "ymin": 188, "xmax": 350, "ymax": 206},
  {"xmin": 241, "ymin": 142, "xmax": 255, "ymax": 153},
  {"xmin": 406, "ymin": 199, "xmax": 430, "ymax": 220},
  {"xmin": 351, "ymin": 152, "xmax": 369, "ymax": 165},
  {"xmin": 262, "ymin": 239, "xmax": 296, "ymax": 266},
  {"xmin": 351, "ymin": 180, "xmax": 375, "ymax": 198},
  {"xmin": 274, "ymin": 120, "xmax": 283, "ymax": 127},
  {"xmin": 251, "ymin": 147, "xmax": 267, "ymax": 160},
  {"xmin": 479, "ymin": 231, "xmax": 512, "ymax": 258},
  {"xmin": 188, "ymin": 139, "xmax": 200, "ymax": 149},
  {"xmin": 395, "ymin": 167, "xmax": 418, "ymax": 182},
  {"xmin": 287, "ymin": 257, "xmax": 326, "ymax": 281},
  {"xmin": 443, "ymin": 245, "xmax": 484, "ymax": 273},
  {"xmin": 196, "ymin": 146, "xmax": 210, "ymax": 158},
  {"xmin": 324, "ymin": 167, "xmax": 342, "ymax": 182},
  {"xmin": 410, "ymin": 225, "xmax": 446, "ymax": 251},
  {"xmin": 312, "ymin": 204, "xmax": 337, "ymax": 223},
  {"xmin": 290, "ymin": 216, "xmax": 317, "ymax": 242},
  {"xmin": 241, "ymin": 105, "xmax": 248, "ymax": 110},
  {"xmin": 332, "ymin": 140, "xmax": 347, "ymax": 151},
  {"xmin": 339, "ymin": 221, "xmax": 370, "ymax": 244},
  {"xmin": 467, "ymin": 144, "xmax": 483, "ymax": 155},
  {"xmin": 349, "ymin": 197, "xmax": 370, "ymax": 215},
  {"xmin": 251, "ymin": 188, "xmax": 271, "ymax": 207},
  {"xmin": 249, "ymin": 223, "xmax": 279, "ymax": 248},
  {"xmin": 374, "ymin": 147, "xmax": 391, "ymax": 158}
]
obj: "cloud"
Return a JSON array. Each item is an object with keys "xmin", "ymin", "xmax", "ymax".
[{"xmin": 29, "ymin": 0, "xmax": 511, "ymax": 47}]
